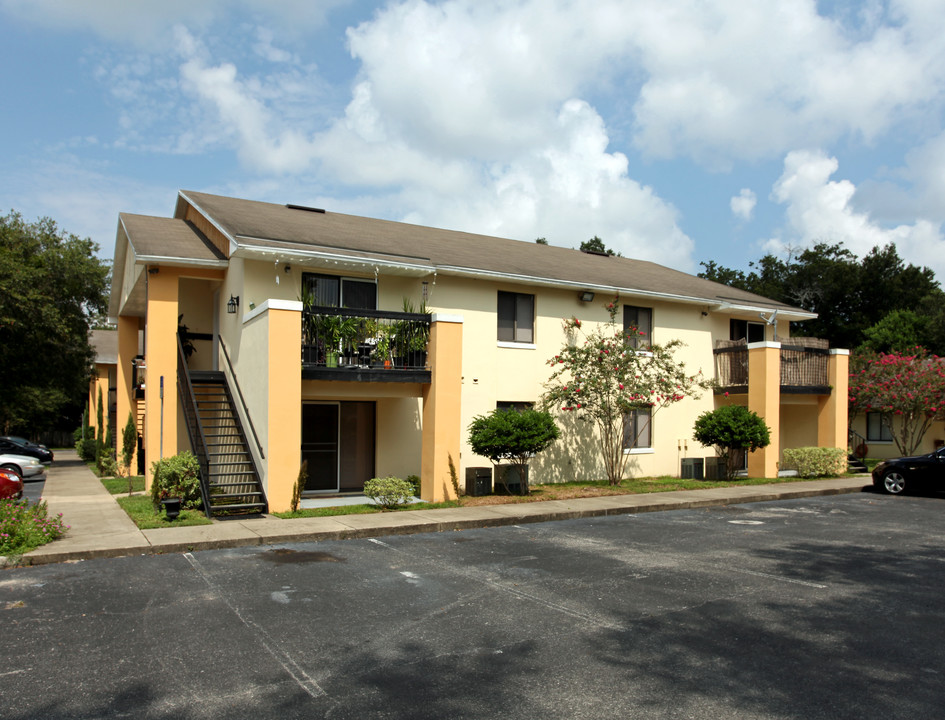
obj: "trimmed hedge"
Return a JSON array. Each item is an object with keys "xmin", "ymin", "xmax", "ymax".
[
  {"xmin": 364, "ymin": 475, "xmax": 414, "ymax": 508},
  {"xmin": 782, "ymin": 447, "xmax": 847, "ymax": 478}
]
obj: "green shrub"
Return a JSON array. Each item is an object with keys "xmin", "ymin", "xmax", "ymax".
[
  {"xmin": 75, "ymin": 436, "xmax": 98, "ymax": 463},
  {"xmin": 405, "ymin": 474, "xmax": 421, "ymax": 497},
  {"xmin": 0, "ymin": 499, "xmax": 69, "ymax": 555},
  {"xmin": 150, "ymin": 451, "xmax": 202, "ymax": 509},
  {"xmin": 693, "ymin": 405, "xmax": 771, "ymax": 480},
  {"xmin": 782, "ymin": 447, "xmax": 847, "ymax": 478},
  {"xmin": 364, "ymin": 475, "xmax": 414, "ymax": 508},
  {"xmin": 97, "ymin": 454, "xmax": 119, "ymax": 478},
  {"xmin": 468, "ymin": 407, "xmax": 559, "ymax": 494}
]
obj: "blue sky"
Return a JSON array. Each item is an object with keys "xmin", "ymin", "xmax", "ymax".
[{"xmin": 2, "ymin": 0, "xmax": 945, "ymax": 282}]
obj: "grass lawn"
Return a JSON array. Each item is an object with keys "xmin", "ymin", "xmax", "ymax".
[
  {"xmin": 116, "ymin": 495, "xmax": 213, "ymax": 529},
  {"xmin": 273, "ymin": 474, "xmax": 851, "ymax": 518},
  {"xmin": 274, "ymin": 499, "xmax": 461, "ymax": 519},
  {"xmin": 100, "ymin": 475, "xmax": 145, "ymax": 495}
]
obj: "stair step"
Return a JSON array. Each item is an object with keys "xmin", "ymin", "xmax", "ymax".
[{"xmin": 208, "ymin": 502, "xmax": 266, "ymax": 512}]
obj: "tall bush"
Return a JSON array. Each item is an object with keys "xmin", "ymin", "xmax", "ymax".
[
  {"xmin": 693, "ymin": 405, "xmax": 771, "ymax": 480},
  {"xmin": 468, "ymin": 407, "xmax": 559, "ymax": 494},
  {"xmin": 150, "ymin": 451, "xmax": 202, "ymax": 509}
]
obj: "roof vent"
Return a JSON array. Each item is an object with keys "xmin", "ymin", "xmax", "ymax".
[{"xmin": 287, "ymin": 204, "xmax": 326, "ymax": 214}]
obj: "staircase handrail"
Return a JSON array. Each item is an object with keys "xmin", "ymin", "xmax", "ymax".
[
  {"xmin": 219, "ymin": 338, "xmax": 266, "ymax": 460},
  {"xmin": 177, "ymin": 334, "xmax": 213, "ymax": 517}
]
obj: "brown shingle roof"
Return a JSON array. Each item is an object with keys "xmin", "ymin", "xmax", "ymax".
[
  {"xmin": 120, "ymin": 213, "xmax": 226, "ymax": 264},
  {"xmin": 178, "ymin": 189, "xmax": 808, "ymax": 314}
]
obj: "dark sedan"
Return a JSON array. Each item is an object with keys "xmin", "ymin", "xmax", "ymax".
[
  {"xmin": 872, "ymin": 447, "xmax": 945, "ymax": 495},
  {"xmin": 0, "ymin": 437, "xmax": 53, "ymax": 464}
]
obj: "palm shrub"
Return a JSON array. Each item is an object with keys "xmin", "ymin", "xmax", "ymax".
[
  {"xmin": 468, "ymin": 407, "xmax": 560, "ymax": 494},
  {"xmin": 693, "ymin": 405, "xmax": 771, "ymax": 480},
  {"xmin": 150, "ymin": 451, "xmax": 202, "ymax": 509}
]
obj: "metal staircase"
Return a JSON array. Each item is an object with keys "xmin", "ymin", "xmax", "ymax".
[
  {"xmin": 189, "ymin": 371, "xmax": 267, "ymax": 516},
  {"xmin": 177, "ymin": 335, "xmax": 267, "ymax": 517}
]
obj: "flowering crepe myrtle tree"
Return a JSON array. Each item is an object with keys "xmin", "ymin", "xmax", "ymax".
[
  {"xmin": 849, "ymin": 348, "xmax": 945, "ymax": 456},
  {"xmin": 542, "ymin": 300, "xmax": 710, "ymax": 485}
]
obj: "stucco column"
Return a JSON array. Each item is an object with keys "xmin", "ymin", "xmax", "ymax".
[
  {"xmin": 144, "ymin": 267, "xmax": 180, "ymax": 486},
  {"xmin": 265, "ymin": 301, "xmax": 303, "ymax": 512},
  {"xmin": 818, "ymin": 349, "xmax": 850, "ymax": 451},
  {"xmin": 747, "ymin": 341, "xmax": 781, "ymax": 479},
  {"xmin": 116, "ymin": 315, "xmax": 139, "ymax": 472},
  {"xmin": 421, "ymin": 314, "xmax": 463, "ymax": 502}
]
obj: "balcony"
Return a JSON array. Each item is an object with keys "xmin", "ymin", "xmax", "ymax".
[
  {"xmin": 301, "ymin": 306, "xmax": 432, "ymax": 383},
  {"xmin": 713, "ymin": 337, "xmax": 830, "ymax": 395}
]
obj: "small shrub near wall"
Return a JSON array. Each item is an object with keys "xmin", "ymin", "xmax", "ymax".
[
  {"xmin": 782, "ymin": 447, "xmax": 847, "ymax": 478},
  {"xmin": 364, "ymin": 476, "xmax": 414, "ymax": 508},
  {"xmin": 150, "ymin": 451, "xmax": 202, "ymax": 508}
]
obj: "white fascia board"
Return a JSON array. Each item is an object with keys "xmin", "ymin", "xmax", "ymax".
[
  {"xmin": 233, "ymin": 240, "xmax": 435, "ymax": 276},
  {"xmin": 243, "ymin": 298, "xmax": 304, "ymax": 324},
  {"xmin": 134, "ymin": 255, "xmax": 229, "ymax": 269},
  {"xmin": 717, "ymin": 301, "xmax": 817, "ymax": 321},
  {"xmin": 109, "ymin": 217, "xmax": 131, "ymax": 316},
  {"xmin": 178, "ymin": 190, "xmax": 239, "ymax": 256}
]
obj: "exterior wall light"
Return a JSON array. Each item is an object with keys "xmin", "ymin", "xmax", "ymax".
[
  {"xmin": 579, "ymin": 291, "xmax": 595, "ymax": 302},
  {"xmin": 227, "ymin": 295, "xmax": 240, "ymax": 314}
]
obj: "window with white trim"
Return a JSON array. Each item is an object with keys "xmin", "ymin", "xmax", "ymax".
[
  {"xmin": 498, "ymin": 291, "xmax": 534, "ymax": 343},
  {"xmin": 866, "ymin": 412, "xmax": 893, "ymax": 442},
  {"xmin": 624, "ymin": 305, "xmax": 652, "ymax": 349},
  {"xmin": 623, "ymin": 408, "xmax": 652, "ymax": 450}
]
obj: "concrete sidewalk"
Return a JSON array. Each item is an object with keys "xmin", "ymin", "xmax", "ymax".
[{"xmin": 20, "ymin": 450, "xmax": 872, "ymax": 566}]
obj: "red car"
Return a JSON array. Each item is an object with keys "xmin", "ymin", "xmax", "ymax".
[{"xmin": 0, "ymin": 467, "xmax": 23, "ymax": 499}]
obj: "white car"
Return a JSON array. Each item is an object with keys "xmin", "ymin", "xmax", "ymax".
[{"xmin": 0, "ymin": 453, "xmax": 46, "ymax": 481}]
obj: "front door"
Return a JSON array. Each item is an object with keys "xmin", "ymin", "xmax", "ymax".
[{"xmin": 302, "ymin": 402, "xmax": 376, "ymax": 492}]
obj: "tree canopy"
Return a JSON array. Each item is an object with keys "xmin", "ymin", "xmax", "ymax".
[
  {"xmin": 0, "ymin": 211, "xmax": 110, "ymax": 434},
  {"xmin": 692, "ymin": 405, "xmax": 771, "ymax": 480},
  {"xmin": 467, "ymin": 407, "xmax": 560, "ymax": 495},
  {"xmin": 848, "ymin": 349, "xmax": 945, "ymax": 456},
  {"xmin": 699, "ymin": 243, "xmax": 943, "ymax": 351}
]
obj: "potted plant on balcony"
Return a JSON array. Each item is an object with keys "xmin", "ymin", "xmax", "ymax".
[{"xmin": 373, "ymin": 327, "xmax": 393, "ymax": 368}]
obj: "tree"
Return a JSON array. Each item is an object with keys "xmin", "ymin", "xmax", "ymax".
[
  {"xmin": 535, "ymin": 237, "xmax": 548, "ymax": 245},
  {"xmin": 859, "ymin": 309, "xmax": 932, "ymax": 354},
  {"xmin": 579, "ymin": 236, "xmax": 615, "ymax": 256},
  {"xmin": 121, "ymin": 412, "xmax": 137, "ymax": 478},
  {"xmin": 0, "ymin": 211, "xmax": 110, "ymax": 433},
  {"xmin": 699, "ymin": 242, "xmax": 943, "ymax": 351},
  {"xmin": 848, "ymin": 349, "xmax": 945, "ymax": 456},
  {"xmin": 468, "ymin": 407, "xmax": 560, "ymax": 495},
  {"xmin": 692, "ymin": 405, "xmax": 771, "ymax": 480},
  {"xmin": 542, "ymin": 300, "xmax": 709, "ymax": 485}
]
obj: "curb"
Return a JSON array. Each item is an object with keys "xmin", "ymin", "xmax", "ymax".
[{"xmin": 19, "ymin": 481, "xmax": 873, "ymax": 567}]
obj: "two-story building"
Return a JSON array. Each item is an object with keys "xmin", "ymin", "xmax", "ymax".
[{"xmin": 107, "ymin": 190, "xmax": 849, "ymax": 515}]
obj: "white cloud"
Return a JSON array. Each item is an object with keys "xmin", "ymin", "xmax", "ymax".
[
  {"xmin": 730, "ymin": 189, "xmax": 756, "ymax": 222},
  {"xmin": 766, "ymin": 149, "xmax": 945, "ymax": 279}
]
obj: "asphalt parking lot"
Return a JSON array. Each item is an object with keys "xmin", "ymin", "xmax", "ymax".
[{"xmin": 2, "ymin": 491, "xmax": 944, "ymax": 719}]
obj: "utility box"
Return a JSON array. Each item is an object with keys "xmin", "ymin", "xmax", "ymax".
[
  {"xmin": 681, "ymin": 457, "xmax": 704, "ymax": 480},
  {"xmin": 465, "ymin": 467, "xmax": 492, "ymax": 497},
  {"xmin": 495, "ymin": 465, "xmax": 527, "ymax": 495},
  {"xmin": 704, "ymin": 457, "xmax": 723, "ymax": 480}
]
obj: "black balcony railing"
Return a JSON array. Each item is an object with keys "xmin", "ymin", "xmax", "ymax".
[
  {"xmin": 302, "ymin": 306, "xmax": 431, "ymax": 380},
  {"xmin": 713, "ymin": 337, "xmax": 830, "ymax": 394}
]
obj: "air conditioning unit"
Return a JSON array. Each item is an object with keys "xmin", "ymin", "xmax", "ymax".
[
  {"xmin": 681, "ymin": 457, "xmax": 704, "ymax": 480},
  {"xmin": 704, "ymin": 457, "xmax": 724, "ymax": 480},
  {"xmin": 465, "ymin": 467, "xmax": 492, "ymax": 497}
]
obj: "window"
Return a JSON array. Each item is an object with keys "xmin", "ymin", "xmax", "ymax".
[
  {"xmin": 623, "ymin": 408, "xmax": 652, "ymax": 450},
  {"xmin": 302, "ymin": 273, "xmax": 377, "ymax": 310},
  {"xmin": 498, "ymin": 291, "xmax": 534, "ymax": 343},
  {"xmin": 730, "ymin": 319, "xmax": 765, "ymax": 343},
  {"xmin": 624, "ymin": 305, "xmax": 652, "ymax": 348},
  {"xmin": 497, "ymin": 401, "xmax": 534, "ymax": 412},
  {"xmin": 866, "ymin": 412, "xmax": 893, "ymax": 442}
]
